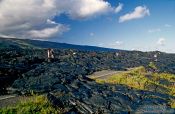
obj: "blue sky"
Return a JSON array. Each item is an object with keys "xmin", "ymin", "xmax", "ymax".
[{"xmin": 0, "ymin": 0, "xmax": 175, "ymax": 53}]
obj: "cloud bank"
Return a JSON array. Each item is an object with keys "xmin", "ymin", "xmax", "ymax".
[
  {"xmin": 0, "ymin": 0, "xmax": 112, "ymax": 39},
  {"xmin": 148, "ymin": 28, "xmax": 161, "ymax": 33}
]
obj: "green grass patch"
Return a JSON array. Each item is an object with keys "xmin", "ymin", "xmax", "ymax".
[
  {"xmin": 0, "ymin": 95, "xmax": 62, "ymax": 114},
  {"xmin": 94, "ymin": 66, "xmax": 175, "ymax": 108}
]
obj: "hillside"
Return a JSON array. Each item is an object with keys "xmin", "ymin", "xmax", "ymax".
[
  {"xmin": 0, "ymin": 38, "xmax": 175, "ymax": 113},
  {"xmin": 0, "ymin": 38, "xmax": 119, "ymax": 52}
]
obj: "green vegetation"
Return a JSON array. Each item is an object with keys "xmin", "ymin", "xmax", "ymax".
[
  {"xmin": 0, "ymin": 95, "xmax": 62, "ymax": 114},
  {"xmin": 94, "ymin": 66, "xmax": 175, "ymax": 108},
  {"xmin": 148, "ymin": 62, "xmax": 157, "ymax": 70},
  {"xmin": 13, "ymin": 40, "xmax": 40, "ymax": 49},
  {"xmin": 170, "ymin": 100, "xmax": 175, "ymax": 108}
]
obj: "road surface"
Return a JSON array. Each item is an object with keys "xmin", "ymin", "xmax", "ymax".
[{"xmin": 88, "ymin": 70, "xmax": 123, "ymax": 80}]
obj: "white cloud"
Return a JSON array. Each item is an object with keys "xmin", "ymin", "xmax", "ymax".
[
  {"xmin": 0, "ymin": 0, "xmax": 112, "ymax": 39},
  {"xmin": 28, "ymin": 24, "xmax": 69, "ymax": 38},
  {"xmin": 148, "ymin": 28, "xmax": 161, "ymax": 33},
  {"xmin": 165, "ymin": 24, "xmax": 172, "ymax": 27},
  {"xmin": 114, "ymin": 3, "xmax": 123, "ymax": 13},
  {"xmin": 98, "ymin": 43, "xmax": 104, "ymax": 46},
  {"xmin": 119, "ymin": 6, "xmax": 150, "ymax": 23},
  {"xmin": 0, "ymin": 0, "xmax": 57, "ymax": 31},
  {"xmin": 0, "ymin": 34, "xmax": 16, "ymax": 38},
  {"xmin": 157, "ymin": 38, "xmax": 166, "ymax": 46},
  {"xmin": 90, "ymin": 32, "xmax": 94, "ymax": 36},
  {"xmin": 62, "ymin": 0, "xmax": 112, "ymax": 19},
  {"xmin": 115, "ymin": 41, "xmax": 123, "ymax": 46},
  {"xmin": 108, "ymin": 41, "xmax": 124, "ymax": 49},
  {"xmin": 47, "ymin": 19, "xmax": 57, "ymax": 25}
]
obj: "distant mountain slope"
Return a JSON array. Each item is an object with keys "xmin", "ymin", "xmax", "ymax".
[{"xmin": 0, "ymin": 37, "xmax": 120, "ymax": 52}]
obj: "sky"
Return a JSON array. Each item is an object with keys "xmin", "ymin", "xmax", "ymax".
[{"xmin": 0, "ymin": 0, "xmax": 175, "ymax": 53}]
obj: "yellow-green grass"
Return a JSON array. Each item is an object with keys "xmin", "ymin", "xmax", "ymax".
[
  {"xmin": 170, "ymin": 99, "xmax": 175, "ymax": 108},
  {"xmin": 94, "ymin": 66, "xmax": 175, "ymax": 108},
  {"xmin": 0, "ymin": 95, "xmax": 62, "ymax": 114}
]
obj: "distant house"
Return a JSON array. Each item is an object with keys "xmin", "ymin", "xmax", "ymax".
[
  {"xmin": 47, "ymin": 48, "xmax": 54, "ymax": 61},
  {"xmin": 154, "ymin": 54, "xmax": 158, "ymax": 62},
  {"xmin": 154, "ymin": 54, "xmax": 157, "ymax": 58},
  {"xmin": 116, "ymin": 52, "xmax": 119, "ymax": 57}
]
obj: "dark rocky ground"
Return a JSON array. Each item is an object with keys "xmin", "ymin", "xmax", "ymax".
[
  {"xmin": 1, "ymin": 38, "xmax": 175, "ymax": 113},
  {"xmin": 11, "ymin": 61, "xmax": 175, "ymax": 113}
]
